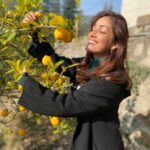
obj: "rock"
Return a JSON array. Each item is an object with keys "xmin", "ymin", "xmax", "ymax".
[
  {"xmin": 119, "ymin": 75, "xmax": 150, "ymax": 150},
  {"xmin": 133, "ymin": 76, "xmax": 150, "ymax": 115}
]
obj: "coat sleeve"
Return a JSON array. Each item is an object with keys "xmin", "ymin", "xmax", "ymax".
[
  {"xmin": 28, "ymin": 32, "xmax": 84, "ymax": 82},
  {"xmin": 18, "ymin": 75, "xmax": 130, "ymax": 117}
]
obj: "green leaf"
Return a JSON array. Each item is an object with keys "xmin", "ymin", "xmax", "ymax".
[
  {"xmin": 34, "ymin": 114, "xmax": 41, "ymax": 125},
  {"xmin": 31, "ymin": 0, "xmax": 42, "ymax": 7},
  {"xmin": 0, "ymin": 46, "xmax": 9, "ymax": 52},
  {"xmin": 6, "ymin": 32, "xmax": 16, "ymax": 43},
  {"xmin": 4, "ymin": 69, "xmax": 14, "ymax": 75},
  {"xmin": 54, "ymin": 60, "xmax": 64, "ymax": 70},
  {"xmin": 6, "ymin": 60, "xmax": 16, "ymax": 69},
  {"xmin": 67, "ymin": 63, "xmax": 79, "ymax": 69}
]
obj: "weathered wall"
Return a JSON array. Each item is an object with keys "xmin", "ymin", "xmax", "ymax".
[
  {"xmin": 121, "ymin": 0, "xmax": 150, "ymax": 27},
  {"xmin": 128, "ymin": 20, "xmax": 150, "ymax": 68}
]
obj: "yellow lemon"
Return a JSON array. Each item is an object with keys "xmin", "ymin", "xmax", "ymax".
[
  {"xmin": 6, "ymin": 10, "xmax": 14, "ymax": 18},
  {"xmin": 63, "ymin": 30, "xmax": 74, "ymax": 43},
  {"xmin": 18, "ymin": 128, "xmax": 26, "ymax": 137},
  {"xmin": 57, "ymin": 77, "xmax": 65, "ymax": 86},
  {"xmin": 0, "ymin": 109, "xmax": 9, "ymax": 117},
  {"xmin": 41, "ymin": 72, "xmax": 49, "ymax": 80},
  {"xmin": 49, "ymin": 116, "xmax": 60, "ymax": 126},
  {"xmin": 54, "ymin": 28, "xmax": 66, "ymax": 41},
  {"xmin": 42, "ymin": 55, "xmax": 52, "ymax": 66},
  {"xmin": 50, "ymin": 15, "xmax": 66, "ymax": 26},
  {"xmin": 50, "ymin": 72, "xmax": 59, "ymax": 80},
  {"xmin": 35, "ymin": 11, "xmax": 43, "ymax": 19},
  {"xmin": 54, "ymin": 28, "xmax": 73, "ymax": 43},
  {"xmin": 18, "ymin": 105, "xmax": 26, "ymax": 112},
  {"xmin": 18, "ymin": 84, "xmax": 23, "ymax": 92}
]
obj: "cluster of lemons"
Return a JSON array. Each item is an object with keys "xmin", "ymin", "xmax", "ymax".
[
  {"xmin": 41, "ymin": 55, "xmax": 62, "ymax": 126},
  {"xmin": 0, "ymin": 107, "xmax": 26, "ymax": 137},
  {"xmin": 2, "ymin": 11, "xmax": 74, "ymax": 137},
  {"xmin": 6, "ymin": 10, "xmax": 74, "ymax": 43},
  {"xmin": 49, "ymin": 15, "xmax": 74, "ymax": 43},
  {"xmin": 16, "ymin": 55, "xmax": 62, "ymax": 128}
]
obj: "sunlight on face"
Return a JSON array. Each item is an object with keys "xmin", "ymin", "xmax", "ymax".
[{"xmin": 87, "ymin": 16, "xmax": 114, "ymax": 58}]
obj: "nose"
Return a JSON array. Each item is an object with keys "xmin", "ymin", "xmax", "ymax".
[{"xmin": 89, "ymin": 29, "xmax": 97, "ymax": 38}]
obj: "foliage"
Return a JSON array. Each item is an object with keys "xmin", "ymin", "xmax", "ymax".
[
  {"xmin": 0, "ymin": 0, "xmax": 80, "ymax": 149},
  {"xmin": 63, "ymin": 0, "xmax": 77, "ymax": 23},
  {"xmin": 41, "ymin": 0, "xmax": 61, "ymax": 14},
  {"xmin": 129, "ymin": 60, "xmax": 150, "ymax": 95}
]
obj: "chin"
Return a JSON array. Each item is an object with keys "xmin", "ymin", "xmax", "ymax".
[
  {"xmin": 86, "ymin": 45, "xmax": 98, "ymax": 53},
  {"xmin": 86, "ymin": 46, "xmax": 108, "ymax": 57}
]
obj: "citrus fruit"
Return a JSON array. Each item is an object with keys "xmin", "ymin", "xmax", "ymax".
[
  {"xmin": 35, "ymin": 11, "xmax": 43, "ymax": 19},
  {"xmin": 0, "ymin": 109, "xmax": 9, "ymax": 117},
  {"xmin": 49, "ymin": 15, "xmax": 66, "ymax": 26},
  {"xmin": 57, "ymin": 77, "xmax": 65, "ymax": 86},
  {"xmin": 18, "ymin": 105, "xmax": 26, "ymax": 112},
  {"xmin": 54, "ymin": 28, "xmax": 65, "ymax": 41},
  {"xmin": 41, "ymin": 72, "xmax": 49, "ymax": 80},
  {"xmin": 50, "ymin": 72, "xmax": 59, "ymax": 80},
  {"xmin": 18, "ymin": 128, "xmax": 26, "ymax": 137},
  {"xmin": 63, "ymin": 30, "xmax": 74, "ymax": 43},
  {"xmin": 6, "ymin": 10, "xmax": 14, "ymax": 18},
  {"xmin": 18, "ymin": 84, "xmax": 23, "ymax": 92},
  {"xmin": 49, "ymin": 116, "xmax": 60, "ymax": 126},
  {"xmin": 54, "ymin": 28, "xmax": 73, "ymax": 43},
  {"xmin": 42, "ymin": 55, "xmax": 52, "ymax": 66}
]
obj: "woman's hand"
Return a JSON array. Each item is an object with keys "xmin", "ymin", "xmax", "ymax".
[
  {"xmin": 21, "ymin": 11, "xmax": 37, "ymax": 23},
  {"xmin": 22, "ymin": 66, "xmax": 27, "ymax": 74}
]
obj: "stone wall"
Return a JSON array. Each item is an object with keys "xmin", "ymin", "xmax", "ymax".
[
  {"xmin": 128, "ymin": 15, "xmax": 150, "ymax": 68},
  {"xmin": 121, "ymin": 0, "xmax": 150, "ymax": 27},
  {"xmin": 114, "ymin": 3, "xmax": 150, "ymax": 149}
]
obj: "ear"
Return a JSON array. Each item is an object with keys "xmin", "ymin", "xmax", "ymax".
[{"xmin": 111, "ymin": 43, "xmax": 118, "ymax": 50}]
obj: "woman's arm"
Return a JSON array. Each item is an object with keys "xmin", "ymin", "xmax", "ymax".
[
  {"xmin": 22, "ymin": 12, "xmax": 83, "ymax": 82},
  {"xmin": 29, "ymin": 32, "xmax": 83, "ymax": 83},
  {"xmin": 18, "ymin": 74, "xmax": 130, "ymax": 117}
]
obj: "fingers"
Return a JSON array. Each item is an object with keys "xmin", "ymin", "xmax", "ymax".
[
  {"xmin": 22, "ymin": 11, "xmax": 37, "ymax": 23},
  {"xmin": 22, "ymin": 66, "xmax": 27, "ymax": 73},
  {"xmin": 29, "ymin": 11, "xmax": 37, "ymax": 20},
  {"xmin": 20, "ymin": 66, "xmax": 27, "ymax": 74}
]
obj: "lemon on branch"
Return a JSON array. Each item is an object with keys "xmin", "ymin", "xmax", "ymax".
[
  {"xmin": 18, "ymin": 105, "xmax": 26, "ymax": 112},
  {"xmin": 6, "ymin": 10, "xmax": 14, "ymax": 18},
  {"xmin": 49, "ymin": 15, "xmax": 66, "ymax": 26},
  {"xmin": 57, "ymin": 77, "xmax": 65, "ymax": 86},
  {"xmin": 63, "ymin": 30, "xmax": 74, "ymax": 43},
  {"xmin": 50, "ymin": 72, "xmax": 59, "ymax": 80},
  {"xmin": 35, "ymin": 11, "xmax": 43, "ymax": 19},
  {"xmin": 42, "ymin": 55, "xmax": 52, "ymax": 66},
  {"xmin": 41, "ymin": 72, "xmax": 49, "ymax": 80},
  {"xmin": 49, "ymin": 116, "xmax": 60, "ymax": 126},
  {"xmin": 18, "ymin": 128, "xmax": 26, "ymax": 137},
  {"xmin": 18, "ymin": 84, "xmax": 23, "ymax": 92},
  {"xmin": 54, "ymin": 28, "xmax": 74, "ymax": 43},
  {"xmin": 0, "ymin": 108, "xmax": 9, "ymax": 118}
]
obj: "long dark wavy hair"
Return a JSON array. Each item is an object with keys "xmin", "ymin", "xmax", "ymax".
[{"xmin": 76, "ymin": 11, "xmax": 132, "ymax": 90}]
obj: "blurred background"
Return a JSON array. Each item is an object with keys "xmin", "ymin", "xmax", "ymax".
[{"xmin": 0, "ymin": 0, "xmax": 150, "ymax": 150}]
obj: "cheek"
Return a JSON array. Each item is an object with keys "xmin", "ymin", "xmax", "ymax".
[
  {"xmin": 97, "ymin": 35, "xmax": 112, "ymax": 45},
  {"xmin": 98, "ymin": 36, "xmax": 114, "ymax": 52}
]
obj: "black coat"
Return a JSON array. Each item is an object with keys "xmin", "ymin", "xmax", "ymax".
[{"xmin": 19, "ymin": 38, "xmax": 131, "ymax": 150}]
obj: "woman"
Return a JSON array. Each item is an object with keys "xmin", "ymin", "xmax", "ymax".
[{"xmin": 19, "ymin": 11, "xmax": 132, "ymax": 150}]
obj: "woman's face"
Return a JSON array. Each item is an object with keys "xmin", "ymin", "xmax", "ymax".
[{"xmin": 87, "ymin": 16, "xmax": 115, "ymax": 57}]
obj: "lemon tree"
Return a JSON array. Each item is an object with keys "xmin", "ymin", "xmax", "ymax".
[{"xmin": 0, "ymin": 0, "xmax": 80, "ymax": 149}]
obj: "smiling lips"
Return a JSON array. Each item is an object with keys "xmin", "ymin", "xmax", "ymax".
[{"xmin": 88, "ymin": 40, "xmax": 97, "ymax": 45}]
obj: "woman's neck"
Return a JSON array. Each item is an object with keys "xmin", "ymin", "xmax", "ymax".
[{"xmin": 93, "ymin": 54, "xmax": 106, "ymax": 63}]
